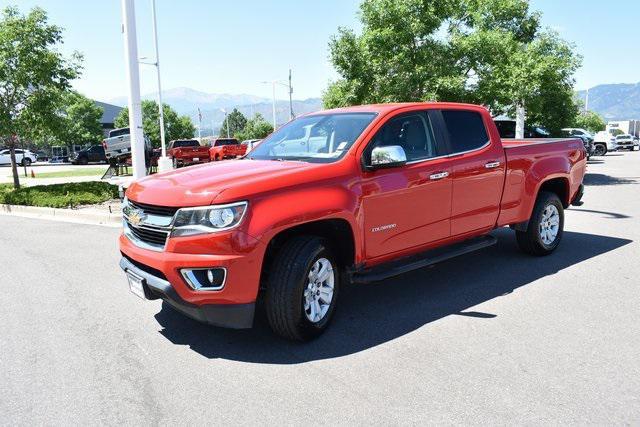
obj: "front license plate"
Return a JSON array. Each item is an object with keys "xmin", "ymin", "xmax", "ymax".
[
  {"xmin": 193, "ymin": 157, "xmax": 199, "ymax": 161},
  {"xmin": 127, "ymin": 271, "xmax": 146, "ymax": 300}
]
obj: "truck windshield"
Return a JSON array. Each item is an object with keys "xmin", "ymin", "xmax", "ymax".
[
  {"xmin": 214, "ymin": 139, "xmax": 238, "ymax": 146},
  {"xmin": 247, "ymin": 113, "xmax": 377, "ymax": 163},
  {"xmin": 109, "ymin": 128, "xmax": 130, "ymax": 138},
  {"xmin": 173, "ymin": 140, "xmax": 199, "ymax": 148}
]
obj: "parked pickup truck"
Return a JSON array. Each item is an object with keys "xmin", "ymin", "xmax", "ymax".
[
  {"xmin": 102, "ymin": 127, "xmax": 152, "ymax": 162},
  {"xmin": 209, "ymin": 138, "xmax": 246, "ymax": 160},
  {"xmin": 119, "ymin": 102, "xmax": 586, "ymax": 341},
  {"xmin": 167, "ymin": 139, "xmax": 210, "ymax": 168}
]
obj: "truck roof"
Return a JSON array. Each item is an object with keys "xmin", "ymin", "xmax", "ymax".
[{"xmin": 311, "ymin": 102, "xmax": 488, "ymax": 116}]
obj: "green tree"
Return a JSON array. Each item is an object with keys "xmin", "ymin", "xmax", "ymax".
[
  {"xmin": 324, "ymin": 0, "xmax": 581, "ymax": 134},
  {"xmin": 573, "ymin": 110, "xmax": 606, "ymax": 133},
  {"xmin": 114, "ymin": 100, "xmax": 195, "ymax": 148},
  {"xmin": 235, "ymin": 113, "xmax": 274, "ymax": 141},
  {"xmin": 56, "ymin": 91, "xmax": 103, "ymax": 147},
  {"xmin": 218, "ymin": 108, "xmax": 247, "ymax": 138},
  {"xmin": 0, "ymin": 6, "xmax": 81, "ymax": 188}
]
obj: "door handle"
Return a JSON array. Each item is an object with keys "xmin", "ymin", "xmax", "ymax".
[
  {"xmin": 429, "ymin": 171, "xmax": 449, "ymax": 180},
  {"xmin": 485, "ymin": 161, "xmax": 501, "ymax": 169}
]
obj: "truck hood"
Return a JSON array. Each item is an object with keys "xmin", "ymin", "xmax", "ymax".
[{"xmin": 126, "ymin": 159, "xmax": 317, "ymax": 207}]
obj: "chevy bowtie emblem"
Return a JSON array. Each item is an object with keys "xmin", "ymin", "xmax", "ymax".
[{"xmin": 128, "ymin": 209, "xmax": 147, "ymax": 227}]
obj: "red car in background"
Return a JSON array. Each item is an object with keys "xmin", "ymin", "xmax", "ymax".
[
  {"xmin": 209, "ymin": 138, "xmax": 247, "ymax": 161},
  {"xmin": 168, "ymin": 139, "xmax": 210, "ymax": 168}
]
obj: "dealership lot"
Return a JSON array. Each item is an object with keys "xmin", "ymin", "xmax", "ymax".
[{"xmin": 1, "ymin": 153, "xmax": 639, "ymax": 424}]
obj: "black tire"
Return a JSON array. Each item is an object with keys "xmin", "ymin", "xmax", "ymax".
[
  {"xmin": 593, "ymin": 144, "xmax": 607, "ymax": 156},
  {"xmin": 516, "ymin": 191, "xmax": 564, "ymax": 256},
  {"xmin": 21, "ymin": 157, "xmax": 32, "ymax": 166},
  {"xmin": 265, "ymin": 236, "xmax": 340, "ymax": 341},
  {"xmin": 79, "ymin": 157, "xmax": 89, "ymax": 165}
]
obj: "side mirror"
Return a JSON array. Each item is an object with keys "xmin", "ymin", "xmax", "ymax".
[{"xmin": 369, "ymin": 145, "xmax": 407, "ymax": 170}]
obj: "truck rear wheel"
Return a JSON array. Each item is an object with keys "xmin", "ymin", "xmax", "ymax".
[
  {"xmin": 516, "ymin": 191, "xmax": 564, "ymax": 256},
  {"xmin": 265, "ymin": 236, "xmax": 340, "ymax": 341}
]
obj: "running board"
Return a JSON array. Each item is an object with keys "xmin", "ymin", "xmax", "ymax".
[{"xmin": 350, "ymin": 235, "xmax": 497, "ymax": 284}]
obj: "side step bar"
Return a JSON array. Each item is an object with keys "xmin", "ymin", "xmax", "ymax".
[{"xmin": 350, "ymin": 235, "xmax": 497, "ymax": 284}]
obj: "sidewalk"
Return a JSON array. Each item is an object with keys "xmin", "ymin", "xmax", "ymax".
[{"xmin": 0, "ymin": 199, "xmax": 122, "ymax": 227}]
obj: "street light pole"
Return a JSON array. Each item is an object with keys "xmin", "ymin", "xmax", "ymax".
[
  {"xmin": 149, "ymin": 0, "xmax": 172, "ymax": 172},
  {"xmin": 271, "ymin": 82, "xmax": 277, "ymax": 129},
  {"xmin": 288, "ymin": 69, "xmax": 294, "ymax": 121},
  {"xmin": 225, "ymin": 109, "xmax": 230, "ymax": 138},
  {"xmin": 121, "ymin": 0, "xmax": 146, "ymax": 180}
]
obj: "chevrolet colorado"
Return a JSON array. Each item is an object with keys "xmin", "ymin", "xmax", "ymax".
[{"xmin": 119, "ymin": 102, "xmax": 586, "ymax": 341}]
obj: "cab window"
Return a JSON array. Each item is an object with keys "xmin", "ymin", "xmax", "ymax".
[
  {"xmin": 365, "ymin": 112, "xmax": 439, "ymax": 164},
  {"xmin": 441, "ymin": 110, "xmax": 489, "ymax": 153}
]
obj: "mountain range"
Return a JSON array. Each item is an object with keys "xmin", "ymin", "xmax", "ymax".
[
  {"xmin": 108, "ymin": 87, "xmax": 322, "ymax": 135},
  {"xmin": 105, "ymin": 82, "xmax": 640, "ymax": 134},
  {"xmin": 576, "ymin": 82, "xmax": 640, "ymax": 121}
]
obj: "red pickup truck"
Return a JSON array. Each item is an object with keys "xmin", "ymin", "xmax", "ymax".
[
  {"xmin": 167, "ymin": 139, "xmax": 210, "ymax": 168},
  {"xmin": 209, "ymin": 138, "xmax": 247, "ymax": 161},
  {"xmin": 120, "ymin": 102, "xmax": 586, "ymax": 341}
]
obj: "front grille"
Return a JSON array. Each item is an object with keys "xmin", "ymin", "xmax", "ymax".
[
  {"xmin": 129, "ymin": 200, "xmax": 179, "ymax": 217},
  {"xmin": 127, "ymin": 223, "xmax": 169, "ymax": 247},
  {"xmin": 121, "ymin": 252, "xmax": 167, "ymax": 280}
]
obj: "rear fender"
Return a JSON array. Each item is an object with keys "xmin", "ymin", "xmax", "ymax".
[{"xmin": 500, "ymin": 155, "xmax": 571, "ymax": 226}]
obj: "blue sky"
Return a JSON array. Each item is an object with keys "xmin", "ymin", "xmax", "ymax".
[{"xmin": 1, "ymin": 0, "xmax": 638, "ymax": 102}]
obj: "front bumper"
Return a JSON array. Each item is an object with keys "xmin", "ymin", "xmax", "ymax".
[{"xmin": 120, "ymin": 256, "xmax": 255, "ymax": 328}]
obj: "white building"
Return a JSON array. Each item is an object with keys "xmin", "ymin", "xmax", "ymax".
[{"xmin": 607, "ymin": 120, "xmax": 640, "ymax": 137}]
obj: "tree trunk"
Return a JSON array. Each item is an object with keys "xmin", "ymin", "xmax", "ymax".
[{"xmin": 9, "ymin": 144, "xmax": 20, "ymax": 189}]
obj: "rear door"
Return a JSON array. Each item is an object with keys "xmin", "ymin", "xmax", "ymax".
[
  {"xmin": 361, "ymin": 110, "xmax": 453, "ymax": 259},
  {"xmin": 438, "ymin": 109, "xmax": 506, "ymax": 236}
]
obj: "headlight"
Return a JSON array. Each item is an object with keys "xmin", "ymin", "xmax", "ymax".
[{"xmin": 171, "ymin": 201, "xmax": 247, "ymax": 237}]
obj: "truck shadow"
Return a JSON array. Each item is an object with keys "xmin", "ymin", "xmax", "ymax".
[
  {"xmin": 154, "ymin": 229, "xmax": 631, "ymax": 364},
  {"xmin": 583, "ymin": 173, "xmax": 638, "ymax": 186}
]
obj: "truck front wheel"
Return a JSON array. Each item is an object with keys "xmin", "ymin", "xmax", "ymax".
[
  {"xmin": 516, "ymin": 191, "xmax": 564, "ymax": 256},
  {"xmin": 265, "ymin": 236, "xmax": 340, "ymax": 341},
  {"xmin": 593, "ymin": 144, "xmax": 607, "ymax": 156}
]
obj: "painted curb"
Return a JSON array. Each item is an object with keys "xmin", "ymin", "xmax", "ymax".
[{"xmin": 0, "ymin": 204, "xmax": 121, "ymax": 227}]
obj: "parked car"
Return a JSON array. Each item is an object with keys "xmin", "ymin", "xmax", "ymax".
[
  {"xmin": 593, "ymin": 130, "xmax": 619, "ymax": 155},
  {"xmin": 494, "ymin": 119, "xmax": 551, "ymax": 139},
  {"xmin": 167, "ymin": 139, "xmax": 210, "ymax": 168},
  {"xmin": 35, "ymin": 150, "xmax": 49, "ymax": 162},
  {"xmin": 209, "ymin": 138, "xmax": 246, "ymax": 160},
  {"xmin": 70, "ymin": 145, "xmax": 107, "ymax": 165},
  {"xmin": 102, "ymin": 127, "xmax": 152, "ymax": 161},
  {"xmin": 614, "ymin": 134, "xmax": 635, "ymax": 151},
  {"xmin": 0, "ymin": 148, "xmax": 37, "ymax": 166},
  {"xmin": 560, "ymin": 129, "xmax": 594, "ymax": 158},
  {"xmin": 119, "ymin": 102, "xmax": 586, "ymax": 341}
]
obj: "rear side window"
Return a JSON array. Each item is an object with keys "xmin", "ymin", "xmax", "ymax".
[{"xmin": 442, "ymin": 111, "xmax": 489, "ymax": 153}]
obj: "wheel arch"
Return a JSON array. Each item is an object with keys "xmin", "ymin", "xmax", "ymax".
[
  {"xmin": 259, "ymin": 218, "xmax": 357, "ymax": 290},
  {"xmin": 538, "ymin": 176, "xmax": 571, "ymax": 208}
]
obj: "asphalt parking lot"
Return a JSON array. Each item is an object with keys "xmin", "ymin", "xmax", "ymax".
[{"xmin": 1, "ymin": 152, "xmax": 639, "ymax": 424}]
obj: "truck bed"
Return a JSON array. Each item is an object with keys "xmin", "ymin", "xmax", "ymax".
[
  {"xmin": 501, "ymin": 137, "xmax": 578, "ymax": 149},
  {"xmin": 497, "ymin": 136, "xmax": 586, "ymax": 227}
]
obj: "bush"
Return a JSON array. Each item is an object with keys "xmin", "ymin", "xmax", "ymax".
[{"xmin": 0, "ymin": 181, "xmax": 119, "ymax": 208}]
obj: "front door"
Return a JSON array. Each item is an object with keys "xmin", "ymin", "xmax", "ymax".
[{"xmin": 361, "ymin": 111, "xmax": 453, "ymax": 259}]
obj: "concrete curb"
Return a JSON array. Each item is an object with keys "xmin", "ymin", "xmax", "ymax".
[{"xmin": 0, "ymin": 204, "xmax": 121, "ymax": 227}]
